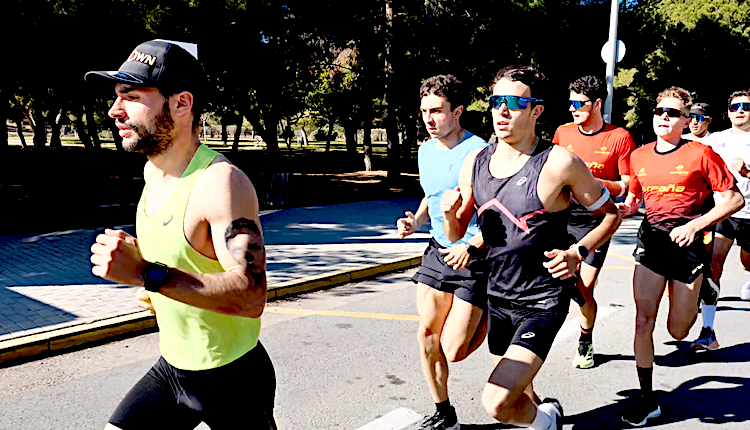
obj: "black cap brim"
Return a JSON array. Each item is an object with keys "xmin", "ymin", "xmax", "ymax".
[{"xmin": 84, "ymin": 70, "xmax": 156, "ymax": 86}]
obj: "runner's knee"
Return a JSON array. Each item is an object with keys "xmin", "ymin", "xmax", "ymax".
[
  {"xmin": 667, "ymin": 318, "xmax": 693, "ymax": 340},
  {"xmin": 442, "ymin": 339, "xmax": 468, "ymax": 363},
  {"xmin": 482, "ymin": 385, "xmax": 516, "ymax": 423},
  {"xmin": 634, "ymin": 310, "xmax": 656, "ymax": 337},
  {"xmin": 416, "ymin": 323, "xmax": 442, "ymax": 351}
]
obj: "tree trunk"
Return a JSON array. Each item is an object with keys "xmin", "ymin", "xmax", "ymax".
[
  {"xmin": 384, "ymin": 99, "xmax": 400, "ymax": 180},
  {"xmin": 31, "ymin": 108, "xmax": 47, "ymax": 150},
  {"xmin": 84, "ymin": 102, "xmax": 101, "ymax": 149},
  {"xmin": 344, "ymin": 118, "xmax": 358, "ymax": 157},
  {"xmin": 74, "ymin": 104, "xmax": 93, "ymax": 149},
  {"xmin": 362, "ymin": 118, "xmax": 372, "ymax": 172},
  {"xmin": 14, "ymin": 110, "xmax": 27, "ymax": 149},
  {"xmin": 222, "ymin": 123, "xmax": 228, "ymax": 145},
  {"xmin": 232, "ymin": 119, "xmax": 243, "ymax": 152},
  {"xmin": 49, "ymin": 107, "xmax": 64, "ymax": 149},
  {"xmin": 325, "ymin": 118, "xmax": 333, "ymax": 153}
]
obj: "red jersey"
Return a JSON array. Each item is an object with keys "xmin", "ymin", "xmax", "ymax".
[
  {"xmin": 553, "ymin": 123, "xmax": 635, "ymax": 181},
  {"xmin": 630, "ymin": 140, "xmax": 735, "ymax": 231}
]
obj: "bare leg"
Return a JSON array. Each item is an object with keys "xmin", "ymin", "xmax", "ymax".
[
  {"xmin": 416, "ymin": 283, "xmax": 454, "ymax": 403},
  {"xmin": 576, "ymin": 262, "xmax": 601, "ymax": 330},
  {"xmin": 441, "ymin": 297, "xmax": 487, "ymax": 362},
  {"xmin": 633, "ymin": 264, "xmax": 667, "ymax": 368},
  {"xmin": 482, "ymin": 346, "xmax": 544, "ymax": 426}
]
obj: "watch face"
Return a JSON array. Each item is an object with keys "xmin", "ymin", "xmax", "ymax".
[{"xmin": 147, "ymin": 267, "xmax": 169, "ymax": 283}]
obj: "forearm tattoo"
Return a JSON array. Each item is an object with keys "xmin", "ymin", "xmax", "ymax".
[{"xmin": 225, "ymin": 218, "xmax": 266, "ymax": 287}]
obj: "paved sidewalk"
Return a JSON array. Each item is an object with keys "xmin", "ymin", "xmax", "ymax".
[{"xmin": 0, "ymin": 198, "xmax": 427, "ymax": 354}]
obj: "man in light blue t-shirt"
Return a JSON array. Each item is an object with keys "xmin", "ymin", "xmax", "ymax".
[{"xmin": 396, "ymin": 74, "xmax": 488, "ymax": 430}]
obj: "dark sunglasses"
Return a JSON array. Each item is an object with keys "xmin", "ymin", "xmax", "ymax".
[
  {"xmin": 569, "ymin": 100, "xmax": 592, "ymax": 110},
  {"xmin": 488, "ymin": 95, "xmax": 542, "ymax": 111},
  {"xmin": 729, "ymin": 102, "xmax": 750, "ymax": 112},
  {"xmin": 690, "ymin": 115, "xmax": 710, "ymax": 122},
  {"xmin": 652, "ymin": 107, "xmax": 685, "ymax": 118}
]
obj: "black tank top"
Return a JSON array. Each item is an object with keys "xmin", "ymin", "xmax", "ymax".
[{"xmin": 472, "ymin": 140, "xmax": 574, "ymax": 305}]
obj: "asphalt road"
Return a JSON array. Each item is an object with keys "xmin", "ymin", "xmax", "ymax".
[{"xmin": 1, "ymin": 216, "xmax": 750, "ymax": 430}]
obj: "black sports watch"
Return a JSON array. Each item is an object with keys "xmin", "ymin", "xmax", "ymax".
[
  {"xmin": 466, "ymin": 244, "xmax": 482, "ymax": 258},
  {"xmin": 141, "ymin": 262, "xmax": 172, "ymax": 292},
  {"xmin": 575, "ymin": 245, "xmax": 590, "ymax": 261}
]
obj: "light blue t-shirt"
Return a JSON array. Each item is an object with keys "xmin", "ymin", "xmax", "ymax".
[{"xmin": 418, "ymin": 131, "xmax": 488, "ymax": 247}]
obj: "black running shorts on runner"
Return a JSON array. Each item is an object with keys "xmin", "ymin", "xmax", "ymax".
[
  {"xmin": 109, "ymin": 342, "xmax": 277, "ymax": 430},
  {"xmin": 716, "ymin": 216, "xmax": 750, "ymax": 253},
  {"xmin": 634, "ymin": 222, "xmax": 712, "ymax": 284},
  {"xmin": 486, "ymin": 295, "xmax": 569, "ymax": 361},
  {"xmin": 411, "ymin": 238, "xmax": 488, "ymax": 309},
  {"xmin": 567, "ymin": 222, "xmax": 611, "ymax": 269}
]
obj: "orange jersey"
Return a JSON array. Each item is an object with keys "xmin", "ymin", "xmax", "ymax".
[
  {"xmin": 630, "ymin": 140, "xmax": 735, "ymax": 231},
  {"xmin": 553, "ymin": 123, "xmax": 635, "ymax": 181}
]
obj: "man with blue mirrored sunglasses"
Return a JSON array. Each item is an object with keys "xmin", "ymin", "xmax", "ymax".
[
  {"xmin": 682, "ymin": 102, "xmax": 713, "ymax": 143},
  {"xmin": 442, "ymin": 65, "xmax": 621, "ymax": 430},
  {"xmin": 552, "ymin": 75, "xmax": 635, "ymax": 370}
]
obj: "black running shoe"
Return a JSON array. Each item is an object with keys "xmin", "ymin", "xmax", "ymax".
[
  {"xmin": 621, "ymin": 395, "xmax": 661, "ymax": 427},
  {"xmin": 538, "ymin": 398, "xmax": 563, "ymax": 430},
  {"xmin": 418, "ymin": 409, "xmax": 460, "ymax": 430}
]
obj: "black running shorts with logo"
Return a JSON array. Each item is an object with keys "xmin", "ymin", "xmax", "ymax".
[
  {"xmin": 486, "ymin": 295, "xmax": 569, "ymax": 361},
  {"xmin": 108, "ymin": 342, "xmax": 277, "ymax": 430},
  {"xmin": 634, "ymin": 221, "xmax": 712, "ymax": 284},
  {"xmin": 716, "ymin": 216, "xmax": 750, "ymax": 253},
  {"xmin": 411, "ymin": 238, "xmax": 488, "ymax": 309}
]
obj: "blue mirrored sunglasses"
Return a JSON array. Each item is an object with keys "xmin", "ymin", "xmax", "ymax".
[
  {"xmin": 690, "ymin": 115, "xmax": 710, "ymax": 122},
  {"xmin": 488, "ymin": 95, "xmax": 542, "ymax": 111},
  {"xmin": 729, "ymin": 102, "xmax": 750, "ymax": 112},
  {"xmin": 569, "ymin": 100, "xmax": 592, "ymax": 111}
]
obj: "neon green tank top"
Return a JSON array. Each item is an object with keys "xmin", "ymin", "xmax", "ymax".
[{"xmin": 136, "ymin": 144, "xmax": 261, "ymax": 370}]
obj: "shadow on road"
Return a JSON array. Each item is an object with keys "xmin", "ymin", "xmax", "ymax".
[{"xmin": 568, "ymin": 376, "xmax": 750, "ymax": 429}]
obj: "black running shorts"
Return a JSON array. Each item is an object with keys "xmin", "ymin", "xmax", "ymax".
[
  {"xmin": 411, "ymin": 238, "xmax": 488, "ymax": 309},
  {"xmin": 108, "ymin": 342, "xmax": 277, "ymax": 430},
  {"xmin": 716, "ymin": 216, "xmax": 750, "ymax": 253},
  {"xmin": 486, "ymin": 295, "xmax": 569, "ymax": 361},
  {"xmin": 634, "ymin": 222, "xmax": 712, "ymax": 284}
]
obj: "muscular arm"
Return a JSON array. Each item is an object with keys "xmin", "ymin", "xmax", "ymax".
[
  {"xmin": 158, "ymin": 163, "xmax": 267, "ymax": 317},
  {"xmin": 564, "ymin": 152, "xmax": 622, "ymax": 253}
]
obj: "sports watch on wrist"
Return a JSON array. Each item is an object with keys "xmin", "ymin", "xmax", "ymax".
[
  {"xmin": 141, "ymin": 262, "xmax": 172, "ymax": 292},
  {"xmin": 574, "ymin": 245, "xmax": 590, "ymax": 261},
  {"xmin": 466, "ymin": 243, "xmax": 482, "ymax": 258}
]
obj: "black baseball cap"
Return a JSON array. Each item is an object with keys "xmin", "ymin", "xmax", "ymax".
[
  {"xmin": 690, "ymin": 103, "xmax": 711, "ymax": 118},
  {"xmin": 85, "ymin": 39, "xmax": 204, "ymax": 97}
]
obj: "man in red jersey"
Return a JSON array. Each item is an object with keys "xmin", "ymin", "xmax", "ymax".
[
  {"xmin": 553, "ymin": 75, "xmax": 635, "ymax": 369},
  {"xmin": 618, "ymin": 87, "xmax": 743, "ymax": 427}
]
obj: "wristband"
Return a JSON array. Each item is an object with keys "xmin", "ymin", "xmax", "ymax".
[
  {"xmin": 616, "ymin": 181, "xmax": 627, "ymax": 198},
  {"xmin": 585, "ymin": 188, "xmax": 611, "ymax": 212}
]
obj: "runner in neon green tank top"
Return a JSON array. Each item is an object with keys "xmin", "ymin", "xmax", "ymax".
[{"xmin": 86, "ymin": 39, "xmax": 276, "ymax": 430}]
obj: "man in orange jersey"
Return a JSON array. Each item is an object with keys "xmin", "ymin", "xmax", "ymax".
[
  {"xmin": 618, "ymin": 87, "xmax": 743, "ymax": 426},
  {"xmin": 552, "ymin": 75, "xmax": 635, "ymax": 369}
]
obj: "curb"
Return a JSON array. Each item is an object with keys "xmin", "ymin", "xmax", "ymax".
[{"xmin": 0, "ymin": 254, "xmax": 423, "ymax": 364}]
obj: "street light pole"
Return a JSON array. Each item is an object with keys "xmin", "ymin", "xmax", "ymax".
[{"xmin": 604, "ymin": 0, "xmax": 620, "ymax": 123}]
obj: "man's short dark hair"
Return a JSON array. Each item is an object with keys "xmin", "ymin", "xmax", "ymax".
[
  {"xmin": 569, "ymin": 75, "xmax": 607, "ymax": 104},
  {"xmin": 420, "ymin": 75, "xmax": 469, "ymax": 111},
  {"xmin": 490, "ymin": 65, "xmax": 548, "ymax": 104},
  {"xmin": 729, "ymin": 89, "xmax": 750, "ymax": 106}
]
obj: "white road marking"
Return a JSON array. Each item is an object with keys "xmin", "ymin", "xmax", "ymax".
[
  {"xmin": 356, "ymin": 407, "xmax": 423, "ymax": 430},
  {"xmin": 553, "ymin": 305, "xmax": 616, "ymax": 346}
]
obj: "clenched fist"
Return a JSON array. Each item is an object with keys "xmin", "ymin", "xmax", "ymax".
[
  {"xmin": 441, "ymin": 186, "xmax": 463, "ymax": 215},
  {"xmin": 90, "ymin": 229, "xmax": 148, "ymax": 286}
]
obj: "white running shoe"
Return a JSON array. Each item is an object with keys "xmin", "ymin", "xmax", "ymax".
[{"xmin": 741, "ymin": 281, "xmax": 750, "ymax": 301}]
